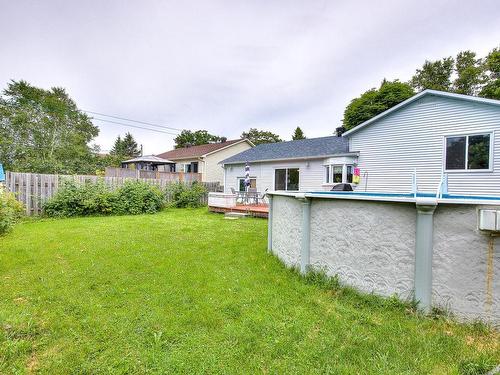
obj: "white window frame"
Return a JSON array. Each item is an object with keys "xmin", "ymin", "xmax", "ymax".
[
  {"xmin": 345, "ymin": 164, "xmax": 354, "ymax": 183},
  {"xmin": 443, "ymin": 131, "xmax": 494, "ymax": 173},
  {"xmin": 332, "ymin": 164, "xmax": 343, "ymax": 184},
  {"xmin": 323, "ymin": 163, "xmax": 355, "ymax": 184},
  {"xmin": 273, "ymin": 167, "xmax": 300, "ymax": 191},
  {"xmin": 237, "ymin": 177, "xmax": 257, "ymax": 192}
]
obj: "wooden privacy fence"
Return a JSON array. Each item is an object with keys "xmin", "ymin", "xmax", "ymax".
[
  {"xmin": 5, "ymin": 171, "xmax": 222, "ymax": 216},
  {"xmin": 105, "ymin": 167, "xmax": 202, "ymax": 182}
]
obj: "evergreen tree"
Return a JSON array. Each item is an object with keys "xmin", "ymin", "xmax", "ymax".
[
  {"xmin": 110, "ymin": 133, "xmax": 141, "ymax": 157},
  {"xmin": 292, "ymin": 126, "xmax": 306, "ymax": 140},
  {"xmin": 110, "ymin": 136, "xmax": 124, "ymax": 156},
  {"xmin": 121, "ymin": 132, "xmax": 141, "ymax": 157}
]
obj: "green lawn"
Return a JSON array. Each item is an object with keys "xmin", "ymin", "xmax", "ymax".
[{"xmin": 0, "ymin": 209, "xmax": 498, "ymax": 374}]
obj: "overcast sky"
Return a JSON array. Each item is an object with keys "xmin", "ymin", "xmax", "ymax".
[{"xmin": 1, "ymin": 1, "xmax": 499, "ymax": 154}]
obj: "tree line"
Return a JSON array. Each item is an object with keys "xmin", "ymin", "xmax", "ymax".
[
  {"xmin": 340, "ymin": 47, "xmax": 499, "ymax": 133},
  {"xmin": 1, "ymin": 47, "xmax": 498, "ymax": 174}
]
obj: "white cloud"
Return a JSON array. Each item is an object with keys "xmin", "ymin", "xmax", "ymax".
[{"xmin": 1, "ymin": 0, "xmax": 499, "ymax": 153}]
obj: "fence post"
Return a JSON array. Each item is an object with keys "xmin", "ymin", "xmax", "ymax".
[{"xmin": 25, "ymin": 173, "xmax": 31, "ymax": 216}]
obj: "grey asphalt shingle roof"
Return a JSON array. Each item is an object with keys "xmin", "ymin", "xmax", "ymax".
[{"xmin": 221, "ymin": 136, "xmax": 350, "ymax": 165}]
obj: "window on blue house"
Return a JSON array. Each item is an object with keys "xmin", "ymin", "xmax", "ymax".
[
  {"xmin": 333, "ymin": 165, "xmax": 343, "ymax": 183},
  {"xmin": 274, "ymin": 168, "xmax": 299, "ymax": 191},
  {"xmin": 445, "ymin": 134, "xmax": 490, "ymax": 171}
]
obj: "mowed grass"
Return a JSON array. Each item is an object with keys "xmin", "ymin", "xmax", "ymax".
[{"xmin": 0, "ymin": 209, "xmax": 498, "ymax": 374}]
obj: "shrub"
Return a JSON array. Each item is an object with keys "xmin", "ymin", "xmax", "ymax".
[
  {"xmin": 42, "ymin": 180, "xmax": 114, "ymax": 217},
  {"xmin": 43, "ymin": 180, "xmax": 165, "ymax": 217},
  {"xmin": 0, "ymin": 189, "xmax": 24, "ymax": 235},
  {"xmin": 165, "ymin": 182, "xmax": 207, "ymax": 208},
  {"xmin": 114, "ymin": 180, "xmax": 165, "ymax": 215}
]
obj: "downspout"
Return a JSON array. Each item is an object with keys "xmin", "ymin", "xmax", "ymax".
[{"xmin": 414, "ymin": 198, "xmax": 437, "ymax": 313}]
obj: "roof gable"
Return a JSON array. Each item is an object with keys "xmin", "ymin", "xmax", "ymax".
[
  {"xmin": 157, "ymin": 139, "xmax": 251, "ymax": 160},
  {"xmin": 342, "ymin": 90, "xmax": 500, "ymax": 137}
]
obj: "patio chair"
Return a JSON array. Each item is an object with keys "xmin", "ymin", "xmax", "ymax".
[
  {"xmin": 230, "ymin": 187, "xmax": 244, "ymax": 204},
  {"xmin": 247, "ymin": 188, "xmax": 258, "ymax": 205},
  {"xmin": 257, "ymin": 188, "xmax": 269, "ymax": 205}
]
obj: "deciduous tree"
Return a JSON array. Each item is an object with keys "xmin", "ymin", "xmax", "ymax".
[
  {"xmin": 174, "ymin": 130, "xmax": 226, "ymax": 148},
  {"xmin": 453, "ymin": 51, "xmax": 485, "ymax": 96},
  {"xmin": 410, "ymin": 57, "xmax": 454, "ymax": 92},
  {"xmin": 342, "ymin": 80, "xmax": 415, "ymax": 130},
  {"xmin": 240, "ymin": 128, "xmax": 282, "ymax": 145},
  {"xmin": 480, "ymin": 48, "xmax": 500, "ymax": 100},
  {"xmin": 0, "ymin": 80, "xmax": 99, "ymax": 174}
]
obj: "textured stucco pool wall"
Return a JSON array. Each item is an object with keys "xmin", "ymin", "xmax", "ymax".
[
  {"xmin": 270, "ymin": 194, "xmax": 500, "ymax": 324},
  {"xmin": 433, "ymin": 204, "xmax": 499, "ymax": 322},
  {"xmin": 271, "ymin": 195, "xmax": 302, "ymax": 267},
  {"xmin": 310, "ymin": 199, "xmax": 416, "ymax": 300}
]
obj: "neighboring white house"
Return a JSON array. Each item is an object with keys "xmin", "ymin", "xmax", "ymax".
[
  {"xmin": 157, "ymin": 139, "xmax": 254, "ymax": 184},
  {"xmin": 343, "ymin": 90, "xmax": 500, "ymax": 196},
  {"xmin": 221, "ymin": 90, "xmax": 500, "ymax": 196},
  {"xmin": 221, "ymin": 136, "xmax": 358, "ymax": 193}
]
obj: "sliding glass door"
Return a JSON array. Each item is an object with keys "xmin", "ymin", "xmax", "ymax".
[{"xmin": 274, "ymin": 168, "xmax": 299, "ymax": 191}]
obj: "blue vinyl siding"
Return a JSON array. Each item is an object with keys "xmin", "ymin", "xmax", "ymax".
[{"xmin": 349, "ymin": 95, "xmax": 500, "ymax": 196}]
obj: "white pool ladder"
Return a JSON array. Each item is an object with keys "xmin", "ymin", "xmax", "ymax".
[
  {"xmin": 435, "ymin": 172, "xmax": 448, "ymax": 199},
  {"xmin": 412, "ymin": 168, "xmax": 418, "ymax": 198}
]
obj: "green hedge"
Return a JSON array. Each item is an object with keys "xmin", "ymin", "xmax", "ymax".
[
  {"xmin": 42, "ymin": 180, "xmax": 208, "ymax": 217},
  {"xmin": 0, "ymin": 189, "xmax": 24, "ymax": 235},
  {"xmin": 165, "ymin": 182, "xmax": 207, "ymax": 208},
  {"xmin": 43, "ymin": 180, "xmax": 165, "ymax": 217}
]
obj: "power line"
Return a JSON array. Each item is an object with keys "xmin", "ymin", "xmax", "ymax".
[
  {"xmin": 83, "ymin": 110, "xmax": 182, "ymax": 132},
  {"xmin": 92, "ymin": 117, "xmax": 179, "ymax": 136}
]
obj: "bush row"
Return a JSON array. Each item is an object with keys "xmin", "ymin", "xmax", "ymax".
[
  {"xmin": 0, "ymin": 189, "xmax": 24, "ymax": 235},
  {"xmin": 165, "ymin": 182, "xmax": 208, "ymax": 208},
  {"xmin": 42, "ymin": 180, "xmax": 207, "ymax": 217}
]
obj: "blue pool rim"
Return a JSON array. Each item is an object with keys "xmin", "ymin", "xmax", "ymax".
[{"xmin": 309, "ymin": 191, "xmax": 500, "ymax": 201}]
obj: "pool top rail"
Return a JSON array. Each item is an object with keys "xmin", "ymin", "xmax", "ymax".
[{"xmin": 267, "ymin": 190, "xmax": 500, "ymax": 205}]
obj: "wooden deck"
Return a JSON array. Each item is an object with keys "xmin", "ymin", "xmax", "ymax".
[{"xmin": 208, "ymin": 204, "xmax": 269, "ymax": 218}]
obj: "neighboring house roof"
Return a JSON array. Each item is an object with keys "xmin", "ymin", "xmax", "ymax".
[
  {"xmin": 342, "ymin": 89, "xmax": 500, "ymax": 137},
  {"xmin": 122, "ymin": 155, "xmax": 175, "ymax": 164},
  {"xmin": 157, "ymin": 139, "xmax": 252, "ymax": 160},
  {"xmin": 221, "ymin": 136, "xmax": 352, "ymax": 165}
]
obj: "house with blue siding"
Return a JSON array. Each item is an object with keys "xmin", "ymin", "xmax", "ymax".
[
  {"xmin": 221, "ymin": 136, "xmax": 357, "ymax": 194},
  {"xmin": 343, "ymin": 89, "xmax": 500, "ymax": 196},
  {"xmin": 221, "ymin": 90, "xmax": 500, "ymax": 196}
]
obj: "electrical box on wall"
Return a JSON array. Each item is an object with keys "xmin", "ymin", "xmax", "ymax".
[{"xmin": 478, "ymin": 209, "xmax": 500, "ymax": 231}]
